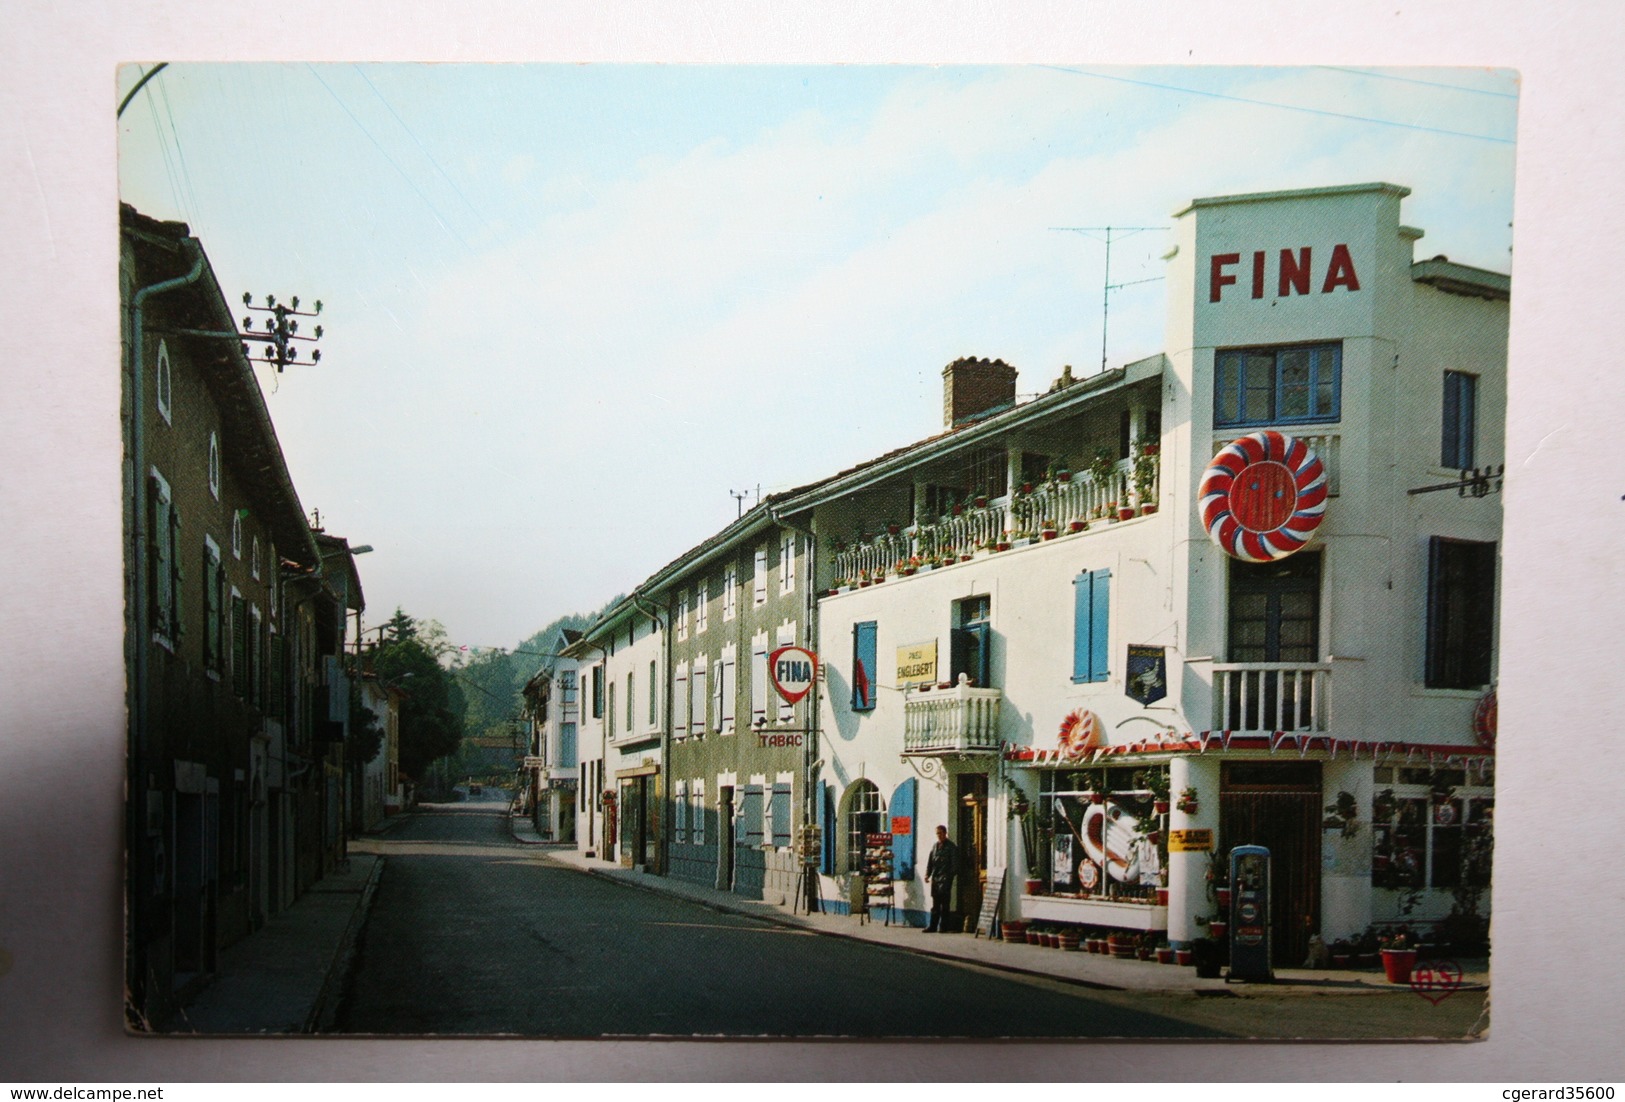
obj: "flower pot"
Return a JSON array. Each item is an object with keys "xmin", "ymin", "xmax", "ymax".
[
  {"xmin": 887, "ymin": 524, "xmax": 899, "ymax": 535},
  {"xmin": 1157, "ymin": 947, "xmax": 1175, "ymax": 964},
  {"xmin": 1142, "ymin": 444, "xmax": 1159, "ymax": 456},
  {"xmin": 1208, "ymin": 921, "xmax": 1228, "ymax": 942},
  {"xmin": 1136, "ymin": 946, "xmax": 1154, "ymax": 961},
  {"xmin": 959, "ymin": 554, "xmax": 973, "ymax": 563},
  {"xmin": 1002, "ymin": 921, "xmax": 1027, "ymax": 942},
  {"xmin": 1154, "ymin": 800, "xmax": 1169, "ymax": 815},
  {"xmin": 1020, "ymin": 483, "xmax": 1033, "ymax": 495},
  {"xmin": 1058, "ymin": 472, "xmax": 1072, "ymax": 483},
  {"xmin": 858, "ymin": 580, "xmax": 871, "ymax": 588},
  {"xmin": 1117, "ymin": 507, "xmax": 1136, "ymax": 522},
  {"xmin": 1026, "ymin": 930, "xmax": 1040, "ymax": 945},
  {"xmin": 1086, "ymin": 939, "xmax": 1102, "ymax": 954},
  {"xmin": 1109, "ymin": 937, "xmax": 1136, "ymax": 960},
  {"xmin": 1381, "ymin": 948, "xmax": 1419, "ymax": 984},
  {"xmin": 1058, "ymin": 932, "xmax": 1080, "ymax": 951},
  {"xmin": 1068, "ymin": 520, "xmax": 1086, "ymax": 533},
  {"xmin": 994, "ymin": 542, "xmax": 1010, "ymax": 552},
  {"xmin": 1140, "ymin": 504, "xmax": 1158, "ymax": 516},
  {"xmin": 1331, "ymin": 953, "xmax": 1350, "ymax": 969},
  {"xmin": 1215, "ymin": 887, "xmax": 1231, "ymax": 912},
  {"xmin": 1156, "ymin": 887, "xmax": 1169, "ymax": 906},
  {"xmin": 1175, "ymin": 948, "xmax": 1194, "ymax": 966},
  {"xmin": 1024, "ymin": 878, "xmax": 1044, "ymax": 895},
  {"xmin": 974, "ymin": 496, "xmax": 988, "ymax": 508},
  {"xmin": 1041, "ymin": 530, "xmax": 1057, "ymax": 540}
]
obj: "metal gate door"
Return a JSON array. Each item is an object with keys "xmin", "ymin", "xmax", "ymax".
[{"xmin": 1220, "ymin": 762, "xmax": 1321, "ymax": 967}]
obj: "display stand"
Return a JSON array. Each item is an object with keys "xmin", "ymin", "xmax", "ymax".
[
  {"xmin": 794, "ymin": 822, "xmax": 823, "ymax": 916},
  {"xmin": 861, "ymin": 832, "xmax": 896, "ymax": 927}
]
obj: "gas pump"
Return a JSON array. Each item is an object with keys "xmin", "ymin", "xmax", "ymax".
[{"xmin": 1227, "ymin": 844, "xmax": 1274, "ymax": 983}]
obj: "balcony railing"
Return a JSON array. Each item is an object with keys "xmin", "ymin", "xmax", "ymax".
[
  {"xmin": 1210, "ymin": 663, "xmax": 1330, "ymax": 733},
  {"xmin": 903, "ymin": 681, "xmax": 1003, "ymax": 755},
  {"xmin": 1210, "ymin": 428, "xmax": 1342, "ymax": 495},
  {"xmin": 831, "ymin": 456, "xmax": 1156, "ymax": 586}
]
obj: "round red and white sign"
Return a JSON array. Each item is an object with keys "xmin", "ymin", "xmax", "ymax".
[
  {"xmin": 768, "ymin": 645, "xmax": 819, "ymax": 705},
  {"xmin": 1198, "ymin": 430, "xmax": 1328, "ymax": 562}
]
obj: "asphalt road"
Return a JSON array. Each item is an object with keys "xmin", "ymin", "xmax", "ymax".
[{"xmin": 335, "ymin": 804, "xmax": 1486, "ymax": 1040}]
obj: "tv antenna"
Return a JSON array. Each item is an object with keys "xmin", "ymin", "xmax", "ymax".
[
  {"xmin": 729, "ymin": 486, "xmax": 758, "ymax": 519},
  {"xmin": 1051, "ymin": 225, "xmax": 1164, "ymax": 375}
]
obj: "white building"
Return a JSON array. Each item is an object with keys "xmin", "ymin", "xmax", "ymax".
[
  {"xmin": 521, "ymin": 628, "xmax": 582, "ymax": 843},
  {"xmin": 786, "ymin": 183, "xmax": 1503, "ymax": 963}
]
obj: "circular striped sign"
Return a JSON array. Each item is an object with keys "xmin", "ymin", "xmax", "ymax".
[
  {"xmin": 1058, "ymin": 709, "xmax": 1102, "ymax": 757},
  {"xmin": 1199, "ymin": 430, "xmax": 1328, "ymax": 561}
]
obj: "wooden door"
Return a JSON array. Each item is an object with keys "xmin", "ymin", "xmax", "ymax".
[{"xmin": 1220, "ymin": 762, "xmax": 1321, "ymax": 967}]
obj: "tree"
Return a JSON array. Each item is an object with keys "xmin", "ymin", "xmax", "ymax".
[
  {"xmin": 346, "ymin": 682, "xmax": 386, "ymax": 766},
  {"xmin": 371, "ymin": 611, "xmax": 463, "ymax": 780}
]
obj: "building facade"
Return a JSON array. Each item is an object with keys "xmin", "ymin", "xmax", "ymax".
[{"xmin": 122, "ymin": 205, "xmax": 365, "ymax": 1024}]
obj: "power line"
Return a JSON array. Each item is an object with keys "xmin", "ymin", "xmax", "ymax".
[
  {"xmin": 1318, "ymin": 66, "xmax": 1518, "ymax": 100},
  {"xmin": 304, "ymin": 64, "xmax": 473, "ymax": 254},
  {"xmin": 1044, "ymin": 66, "xmax": 1515, "ymax": 145}
]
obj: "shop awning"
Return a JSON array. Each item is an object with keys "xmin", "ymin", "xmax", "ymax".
[{"xmin": 1003, "ymin": 732, "xmax": 1494, "ymax": 773}]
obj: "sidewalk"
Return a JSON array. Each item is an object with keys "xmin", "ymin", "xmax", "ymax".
[
  {"xmin": 508, "ymin": 814, "xmax": 1488, "ymax": 998},
  {"xmin": 166, "ymin": 850, "xmax": 383, "ymax": 1034}
]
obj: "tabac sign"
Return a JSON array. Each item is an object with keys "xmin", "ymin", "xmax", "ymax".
[
  {"xmin": 769, "ymin": 645, "xmax": 818, "ymax": 705},
  {"xmin": 895, "ymin": 641, "xmax": 938, "ymax": 688}
]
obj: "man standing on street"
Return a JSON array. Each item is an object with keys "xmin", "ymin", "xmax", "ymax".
[{"xmin": 924, "ymin": 824, "xmax": 958, "ymax": 933}]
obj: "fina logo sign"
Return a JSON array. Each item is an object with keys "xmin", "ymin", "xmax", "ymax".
[{"xmin": 769, "ymin": 645, "xmax": 819, "ymax": 705}]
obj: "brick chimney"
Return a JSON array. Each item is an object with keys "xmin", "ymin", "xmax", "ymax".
[{"xmin": 942, "ymin": 357, "xmax": 1018, "ymax": 427}]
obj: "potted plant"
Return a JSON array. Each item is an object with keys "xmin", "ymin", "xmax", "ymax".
[
  {"xmin": 1177, "ymin": 786, "xmax": 1199, "ymax": 816},
  {"xmin": 1108, "ymin": 932, "xmax": 1136, "ymax": 959},
  {"xmin": 1133, "ymin": 448, "xmax": 1159, "ymax": 514},
  {"xmin": 1322, "ymin": 791, "xmax": 1360, "ymax": 837},
  {"xmin": 1156, "ymin": 941, "xmax": 1176, "ymax": 965},
  {"xmin": 1002, "ymin": 919, "xmax": 1028, "ymax": 943},
  {"xmin": 857, "ymin": 569, "xmax": 871, "ymax": 588},
  {"xmin": 1329, "ymin": 938, "xmax": 1353, "ymax": 969},
  {"xmin": 1040, "ymin": 518, "xmax": 1058, "ymax": 540},
  {"xmin": 1068, "ymin": 518, "xmax": 1086, "ymax": 533},
  {"xmin": 1057, "ymin": 927, "xmax": 1081, "ymax": 951},
  {"xmin": 1135, "ymin": 932, "xmax": 1156, "ymax": 961},
  {"xmin": 1174, "ymin": 945, "xmax": 1195, "ymax": 966},
  {"xmin": 1117, "ymin": 502, "xmax": 1137, "ymax": 522},
  {"xmin": 1088, "ymin": 448, "xmax": 1117, "ymax": 489},
  {"xmin": 1379, "ymin": 928, "xmax": 1419, "ymax": 984}
]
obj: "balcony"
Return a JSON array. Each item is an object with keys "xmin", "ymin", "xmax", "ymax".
[
  {"xmin": 903, "ymin": 681, "xmax": 1004, "ymax": 755},
  {"xmin": 1210, "ymin": 663, "xmax": 1330, "ymax": 733},
  {"xmin": 830, "ymin": 456, "xmax": 1156, "ymax": 586},
  {"xmin": 1210, "ymin": 428, "xmax": 1342, "ymax": 494}
]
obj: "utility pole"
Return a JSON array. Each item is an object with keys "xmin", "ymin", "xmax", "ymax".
[
  {"xmin": 1051, "ymin": 226, "xmax": 1164, "ymax": 375},
  {"xmin": 241, "ymin": 293, "xmax": 325, "ymax": 373}
]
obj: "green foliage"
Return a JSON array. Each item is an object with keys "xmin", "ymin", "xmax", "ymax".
[
  {"xmin": 371, "ymin": 614, "xmax": 463, "ymax": 779},
  {"xmin": 346, "ymin": 682, "xmax": 386, "ymax": 766}
]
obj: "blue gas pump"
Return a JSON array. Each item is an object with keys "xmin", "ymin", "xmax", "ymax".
[{"xmin": 1227, "ymin": 844, "xmax": 1274, "ymax": 982}]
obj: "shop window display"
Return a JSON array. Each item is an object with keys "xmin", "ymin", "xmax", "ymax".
[{"xmin": 1035, "ymin": 766, "xmax": 1166, "ymax": 901}]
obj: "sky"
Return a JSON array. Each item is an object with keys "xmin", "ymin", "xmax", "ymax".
[{"xmin": 116, "ymin": 64, "xmax": 1518, "ymax": 649}]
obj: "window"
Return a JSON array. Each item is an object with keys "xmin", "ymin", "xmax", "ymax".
[
  {"xmin": 648, "ymin": 659, "xmax": 658, "ymax": 727},
  {"xmin": 676, "ymin": 590, "xmax": 689, "ymax": 641},
  {"xmin": 591, "ymin": 664, "xmax": 604, "ymax": 719},
  {"xmin": 251, "ymin": 536, "xmax": 260, "ymax": 580},
  {"xmin": 155, "ymin": 340, "xmax": 173, "ymax": 424},
  {"xmin": 739, "ymin": 784, "xmax": 765, "ymax": 847},
  {"xmin": 1442, "ymin": 371, "xmax": 1477, "ymax": 469},
  {"xmin": 207, "ymin": 431, "xmax": 220, "ymax": 499},
  {"xmin": 717, "ymin": 644, "xmax": 737, "ymax": 732},
  {"xmin": 770, "ymin": 778, "xmax": 793, "ymax": 848},
  {"xmin": 674, "ymin": 781, "xmax": 688, "ymax": 844},
  {"xmin": 695, "ymin": 581, "xmax": 708, "ymax": 634},
  {"xmin": 265, "ymin": 631, "xmax": 284, "ymax": 718},
  {"xmin": 722, "ymin": 565, "xmax": 737, "ymax": 621},
  {"xmin": 673, "ymin": 662, "xmax": 689, "ymax": 737},
  {"xmin": 776, "ymin": 623, "xmax": 797, "ymax": 721},
  {"xmin": 751, "ymin": 632, "xmax": 770, "ymax": 725},
  {"xmin": 232, "ymin": 509, "xmax": 242, "ymax": 559},
  {"xmin": 779, "ymin": 533, "xmax": 796, "ymax": 595},
  {"xmin": 560, "ymin": 722, "xmax": 577, "ymax": 766},
  {"xmin": 951, "ymin": 596, "xmax": 991, "ymax": 688},
  {"xmin": 1072, "ymin": 569, "xmax": 1112, "ymax": 683},
  {"xmin": 1214, "ymin": 343, "xmax": 1341, "ymax": 428},
  {"xmin": 1425, "ymin": 538, "xmax": 1497, "ymax": 689},
  {"xmin": 851, "ymin": 621, "xmax": 877, "ymax": 711},
  {"xmin": 690, "ymin": 657, "xmax": 708, "ymax": 736},
  {"xmin": 692, "ymin": 780, "xmax": 706, "ymax": 846},
  {"xmin": 267, "ymin": 543, "xmax": 277, "ymax": 619},
  {"xmin": 1371, "ymin": 768, "xmax": 1494, "ymax": 890},
  {"xmin": 753, "ymin": 549, "xmax": 768, "ymax": 606},
  {"xmin": 148, "ymin": 471, "xmax": 182, "ymax": 645},
  {"xmin": 231, "ymin": 593, "xmax": 247, "ymax": 696},
  {"xmin": 626, "ymin": 670, "xmax": 635, "ymax": 731},
  {"xmin": 203, "ymin": 538, "xmax": 224, "ymax": 672},
  {"xmin": 249, "ymin": 605, "xmax": 263, "ymax": 706}
]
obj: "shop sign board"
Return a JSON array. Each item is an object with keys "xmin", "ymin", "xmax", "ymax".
[
  {"xmin": 890, "ymin": 815, "xmax": 912, "ymax": 836},
  {"xmin": 895, "ymin": 641, "xmax": 938, "ymax": 688},
  {"xmin": 769, "ymin": 645, "xmax": 818, "ymax": 704},
  {"xmin": 1125, "ymin": 644, "xmax": 1168, "ymax": 705},
  {"xmin": 1169, "ymin": 828, "xmax": 1214, "ymax": 852}
]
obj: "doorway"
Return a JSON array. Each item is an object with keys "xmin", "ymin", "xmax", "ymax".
[
  {"xmin": 1219, "ymin": 761, "xmax": 1322, "ymax": 966},
  {"xmin": 1227, "ymin": 552, "xmax": 1321, "ymax": 730},
  {"xmin": 954, "ymin": 773, "xmax": 989, "ymax": 931},
  {"xmin": 717, "ymin": 786, "xmax": 735, "ymax": 890}
]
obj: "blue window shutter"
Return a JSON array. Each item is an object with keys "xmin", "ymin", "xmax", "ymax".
[
  {"xmin": 852, "ymin": 621, "xmax": 877, "ymax": 711},
  {"xmin": 1090, "ymin": 569, "xmax": 1112, "ymax": 682},
  {"xmin": 890, "ymin": 778, "xmax": 916, "ymax": 879},
  {"xmin": 820, "ymin": 781, "xmax": 836, "ymax": 875},
  {"xmin": 1072, "ymin": 572, "xmax": 1091, "ymax": 681}
]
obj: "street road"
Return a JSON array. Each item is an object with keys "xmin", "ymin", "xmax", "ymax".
[{"xmin": 335, "ymin": 804, "xmax": 1485, "ymax": 1039}]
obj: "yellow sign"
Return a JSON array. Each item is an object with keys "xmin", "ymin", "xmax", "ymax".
[
  {"xmin": 1169, "ymin": 829, "xmax": 1214, "ymax": 852},
  {"xmin": 895, "ymin": 641, "xmax": 938, "ymax": 687}
]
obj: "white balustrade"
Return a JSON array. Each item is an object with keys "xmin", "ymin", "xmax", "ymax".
[
  {"xmin": 903, "ymin": 681, "xmax": 1004, "ymax": 754},
  {"xmin": 1210, "ymin": 663, "xmax": 1330, "ymax": 733}
]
